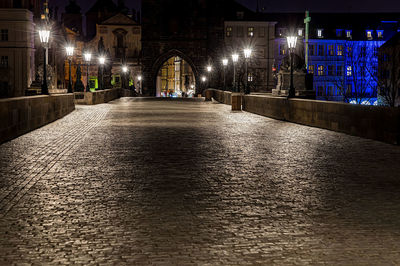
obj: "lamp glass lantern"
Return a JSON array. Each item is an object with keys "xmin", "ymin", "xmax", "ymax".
[
  {"xmin": 207, "ymin": 66, "xmax": 212, "ymax": 72},
  {"xmin": 286, "ymin": 36, "xmax": 298, "ymax": 50},
  {"xmin": 99, "ymin": 56, "xmax": 106, "ymax": 65},
  {"xmin": 122, "ymin": 66, "xmax": 128, "ymax": 73},
  {"xmin": 222, "ymin": 58, "xmax": 228, "ymax": 66},
  {"xmin": 244, "ymin": 48, "xmax": 252, "ymax": 59},
  {"xmin": 66, "ymin": 46, "xmax": 74, "ymax": 57},
  {"xmin": 39, "ymin": 29, "xmax": 50, "ymax": 44},
  {"xmin": 84, "ymin": 52, "xmax": 92, "ymax": 62},
  {"xmin": 232, "ymin": 54, "xmax": 239, "ymax": 63},
  {"xmin": 201, "ymin": 76, "xmax": 206, "ymax": 82},
  {"xmin": 138, "ymin": 75, "xmax": 142, "ymax": 81}
]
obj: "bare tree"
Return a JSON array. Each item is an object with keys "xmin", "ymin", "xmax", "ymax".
[
  {"xmin": 377, "ymin": 45, "xmax": 400, "ymax": 107},
  {"xmin": 335, "ymin": 41, "xmax": 380, "ymax": 104}
]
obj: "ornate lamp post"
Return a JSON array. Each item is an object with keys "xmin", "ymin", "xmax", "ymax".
[
  {"xmin": 243, "ymin": 48, "xmax": 252, "ymax": 94},
  {"xmin": 38, "ymin": 28, "xmax": 50, "ymax": 95},
  {"xmin": 137, "ymin": 75, "xmax": 142, "ymax": 94},
  {"xmin": 122, "ymin": 66, "xmax": 128, "ymax": 90},
  {"xmin": 222, "ymin": 58, "xmax": 228, "ymax": 90},
  {"xmin": 206, "ymin": 65, "xmax": 212, "ymax": 89},
  {"xmin": 84, "ymin": 52, "xmax": 92, "ymax": 92},
  {"xmin": 65, "ymin": 45, "xmax": 74, "ymax": 93},
  {"xmin": 231, "ymin": 53, "xmax": 239, "ymax": 92},
  {"xmin": 287, "ymin": 36, "xmax": 298, "ymax": 98},
  {"xmin": 98, "ymin": 56, "xmax": 106, "ymax": 90}
]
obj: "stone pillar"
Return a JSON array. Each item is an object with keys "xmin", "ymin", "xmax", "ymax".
[
  {"xmin": 231, "ymin": 93, "xmax": 242, "ymax": 111},
  {"xmin": 205, "ymin": 89, "xmax": 212, "ymax": 101}
]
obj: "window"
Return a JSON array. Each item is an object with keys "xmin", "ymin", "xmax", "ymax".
[
  {"xmin": 346, "ymin": 84, "xmax": 353, "ymax": 95},
  {"xmin": 309, "ymin": 44, "xmax": 315, "ymax": 56},
  {"xmin": 308, "ymin": 65, "xmax": 314, "ymax": 74},
  {"xmin": 360, "ymin": 46, "xmax": 366, "ymax": 57},
  {"xmin": 318, "ymin": 65, "xmax": 325, "ymax": 76},
  {"xmin": 337, "ymin": 45, "xmax": 343, "ymax": 56},
  {"xmin": 226, "ymin": 27, "xmax": 232, "ymax": 37},
  {"xmin": 318, "ymin": 45, "xmax": 325, "ymax": 56},
  {"xmin": 328, "ymin": 65, "xmax": 335, "ymax": 76},
  {"xmin": 1, "ymin": 29, "xmax": 8, "ymax": 41},
  {"xmin": 366, "ymin": 30, "xmax": 372, "ymax": 39},
  {"xmin": 0, "ymin": 56, "xmax": 8, "ymax": 68},
  {"xmin": 377, "ymin": 30, "xmax": 383, "ymax": 38},
  {"xmin": 327, "ymin": 85, "xmax": 334, "ymax": 96},
  {"xmin": 337, "ymin": 65, "xmax": 344, "ymax": 76},
  {"xmin": 248, "ymin": 27, "xmax": 254, "ymax": 37},
  {"xmin": 336, "ymin": 29, "xmax": 343, "ymax": 37},
  {"xmin": 317, "ymin": 29, "xmax": 323, "ymax": 38},
  {"xmin": 280, "ymin": 44, "xmax": 286, "ymax": 55},
  {"xmin": 347, "ymin": 46, "xmax": 353, "ymax": 57},
  {"xmin": 328, "ymin": 45, "xmax": 335, "ymax": 56},
  {"xmin": 298, "ymin": 29, "xmax": 303, "ymax": 36},
  {"xmin": 259, "ymin": 27, "xmax": 265, "ymax": 37},
  {"xmin": 347, "ymin": 66, "xmax": 352, "ymax": 76},
  {"xmin": 248, "ymin": 72, "xmax": 253, "ymax": 82},
  {"xmin": 317, "ymin": 85, "xmax": 324, "ymax": 96},
  {"xmin": 346, "ymin": 30, "xmax": 352, "ymax": 38}
]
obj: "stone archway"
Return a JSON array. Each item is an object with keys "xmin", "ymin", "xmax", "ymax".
[{"xmin": 150, "ymin": 49, "xmax": 201, "ymax": 97}]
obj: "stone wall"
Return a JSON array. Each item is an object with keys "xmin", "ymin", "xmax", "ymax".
[
  {"xmin": 208, "ymin": 89, "xmax": 400, "ymax": 145},
  {"xmin": 0, "ymin": 94, "xmax": 75, "ymax": 144},
  {"xmin": 74, "ymin": 89, "xmax": 136, "ymax": 105}
]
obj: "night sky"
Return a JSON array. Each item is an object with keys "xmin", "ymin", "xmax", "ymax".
[{"xmin": 52, "ymin": 0, "xmax": 400, "ymax": 14}]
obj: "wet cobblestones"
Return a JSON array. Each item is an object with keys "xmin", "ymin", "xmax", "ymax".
[{"xmin": 0, "ymin": 98, "xmax": 400, "ymax": 264}]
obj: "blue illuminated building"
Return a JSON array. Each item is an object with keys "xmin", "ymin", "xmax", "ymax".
[{"xmin": 271, "ymin": 13, "xmax": 400, "ymax": 104}]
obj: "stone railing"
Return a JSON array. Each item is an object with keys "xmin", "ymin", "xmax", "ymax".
[
  {"xmin": 206, "ymin": 89, "xmax": 400, "ymax": 145},
  {"xmin": 74, "ymin": 89, "xmax": 136, "ymax": 105},
  {"xmin": 0, "ymin": 94, "xmax": 75, "ymax": 144}
]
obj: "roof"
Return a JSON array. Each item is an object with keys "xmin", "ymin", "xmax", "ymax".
[
  {"xmin": 265, "ymin": 12, "xmax": 400, "ymax": 40},
  {"xmin": 380, "ymin": 32, "xmax": 400, "ymax": 49},
  {"xmin": 101, "ymin": 12, "xmax": 137, "ymax": 25}
]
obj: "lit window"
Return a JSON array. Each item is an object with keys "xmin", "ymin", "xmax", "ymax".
[
  {"xmin": 367, "ymin": 30, "xmax": 373, "ymax": 39},
  {"xmin": 298, "ymin": 29, "xmax": 303, "ymax": 36},
  {"xmin": 317, "ymin": 29, "xmax": 323, "ymax": 38},
  {"xmin": 346, "ymin": 30, "xmax": 352, "ymax": 38},
  {"xmin": 280, "ymin": 44, "xmax": 285, "ymax": 55},
  {"xmin": 377, "ymin": 30, "xmax": 383, "ymax": 38},
  {"xmin": 308, "ymin": 65, "xmax": 314, "ymax": 74},
  {"xmin": 248, "ymin": 72, "xmax": 253, "ymax": 82},
  {"xmin": 318, "ymin": 65, "xmax": 325, "ymax": 76},
  {"xmin": 347, "ymin": 66, "xmax": 352, "ymax": 76},
  {"xmin": 328, "ymin": 45, "xmax": 335, "ymax": 56},
  {"xmin": 337, "ymin": 45, "xmax": 343, "ymax": 56},
  {"xmin": 248, "ymin": 27, "xmax": 254, "ymax": 37},
  {"xmin": 1, "ymin": 29, "xmax": 8, "ymax": 41},
  {"xmin": 226, "ymin": 27, "xmax": 232, "ymax": 37}
]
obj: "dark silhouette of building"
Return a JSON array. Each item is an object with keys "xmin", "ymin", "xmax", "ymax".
[
  {"xmin": 141, "ymin": 0, "xmax": 256, "ymax": 96},
  {"xmin": 61, "ymin": 0, "xmax": 83, "ymax": 34},
  {"xmin": 85, "ymin": 0, "xmax": 117, "ymax": 40}
]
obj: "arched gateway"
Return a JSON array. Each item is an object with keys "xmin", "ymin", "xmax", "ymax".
[{"xmin": 151, "ymin": 50, "xmax": 199, "ymax": 97}]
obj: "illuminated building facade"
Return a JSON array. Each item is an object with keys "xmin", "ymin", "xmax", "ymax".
[{"xmin": 272, "ymin": 13, "xmax": 400, "ymax": 104}]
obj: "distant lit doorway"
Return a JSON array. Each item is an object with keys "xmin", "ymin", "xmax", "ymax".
[{"xmin": 156, "ymin": 56, "xmax": 196, "ymax": 97}]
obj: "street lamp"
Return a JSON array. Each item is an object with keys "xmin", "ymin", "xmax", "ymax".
[
  {"xmin": 137, "ymin": 75, "xmax": 142, "ymax": 94},
  {"xmin": 38, "ymin": 27, "xmax": 50, "ymax": 95},
  {"xmin": 65, "ymin": 45, "xmax": 74, "ymax": 93},
  {"xmin": 98, "ymin": 56, "xmax": 106, "ymax": 90},
  {"xmin": 84, "ymin": 52, "xmax": 92, "ymax": 92},
  {"xmin": 232, "ymin": 53, "xmax": 239, "ymax": 92},
  {"xmin": 287, "ymin": 36, "xmax": 298, "ymax": 98},
  {"xmin": 206, "ymin": 65, "xmax": 212, "ymax": 89},
  {"xmin": 122, "ymin": 66, "xmax": 128, "ymax": 90},
  {"xmin": 244, "ymin": 48, "xmax": 252, "ymax": 94},
  {"xmin": 222, "ymin": 58, "xmax": 228, "ymax": 90}
]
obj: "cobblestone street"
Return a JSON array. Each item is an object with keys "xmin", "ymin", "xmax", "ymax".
[{"xmin": 1, "ymin": 98, "xmax": 400, "ymax": 264}]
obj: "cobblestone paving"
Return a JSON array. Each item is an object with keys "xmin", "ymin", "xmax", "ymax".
[{"xmin": 1, "ymin": 98, "xmax": 400, "ymax": 265}]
